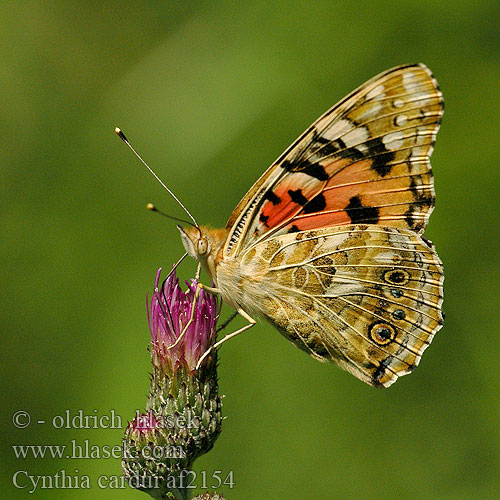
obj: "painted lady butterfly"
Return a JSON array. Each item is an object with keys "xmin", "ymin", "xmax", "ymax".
[{"xmin": 152, "ymin": 64, "xmax": 444, "ymax": 387}]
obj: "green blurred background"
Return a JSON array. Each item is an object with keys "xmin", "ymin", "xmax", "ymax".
[{"xmin": 2, "ymin": 1, "xmax": 500, "ymax": 498}]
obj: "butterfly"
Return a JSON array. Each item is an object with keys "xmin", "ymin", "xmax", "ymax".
[{"xmin": 127, "ymin": 63, "xmax": 445, "ymax": 387}]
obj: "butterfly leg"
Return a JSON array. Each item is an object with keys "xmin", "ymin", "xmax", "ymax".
[
  {"xmin": 166, "ymin": 282, "xmax": 221, "ymax": 350},
  {"xmin": 194, "ymin": 261, "xmax": 201, "ymax": 281},
  {"xmin": 216, "ymin": 310, "xmax": 239, "ymax": 334},
  {"xmin": 196, "ymin": 308, "xmax": 256, "ymax": 369}
]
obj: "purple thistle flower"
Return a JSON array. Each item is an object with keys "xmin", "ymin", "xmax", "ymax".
[{"xmin": 147, "ymin": 268, "xmax": 221, "ymax": 373}]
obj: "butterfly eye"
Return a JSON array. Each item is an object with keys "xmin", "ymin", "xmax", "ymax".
[{"xmin": 197, "ymin": 238, "xmax": 209, "ymax": 256}]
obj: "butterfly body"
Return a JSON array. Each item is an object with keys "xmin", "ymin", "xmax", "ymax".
[{"xmin": 179, "ymin": 64, "xmax": 444, "ymax": 387}]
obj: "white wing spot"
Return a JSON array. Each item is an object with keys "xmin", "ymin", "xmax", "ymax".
[
  {"xmin": 402, "ymin": 71, "xmax": 416, "ymax": 89},
  {"xmin": 382, "ymin": 131, "xmax": 405, "ymax": 151},
  {"xmin": 411, "ymin": 145, "xmax": 432, "ymax": 158},
  {"xmin": 343, "ymin": 126, "xmax": 369, "ymax": 147},
  {"xmin": 323, "ymin": 119, "xmax": 352, "ymax": 140},
  {"xmin": 366, "ymin": 84, "xmax": 385, "ymax": 100},
  {"xmin": 327, "ymin": 276, "xmax": 365, "ymax": 296},
  {"xmin": 352, "ymin": 101, "xmax": 383, "ymax": 122},
  {"xmin": 395, "ymin": 114, "xmax": 408, "ymax": 127},
  {"xmin": 393, "ymin": 98, "xmax": 405, "ymax": 108}
]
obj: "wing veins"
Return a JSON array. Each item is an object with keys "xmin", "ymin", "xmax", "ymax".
[
  {"xmin": 303, "ymin": 105, "xmax": 441, "ymax": 166},
  {"xmin": 322, "ymin": 171, "xmax": 431, "ymax": 193},
  {"xmin": 270, "ymin": 244, "xmax": 436, "ymax": 271},
  {"xmin": 292, "ymin": 289, "xmax": 410, "ymax": 371},
  {"xmin": 334, "ymin": 294, "xmax": 437, "ymax": 338},
  {"xmin": 339, "ymin": 290, "xmax": 442, "ymax": 322},
  {"xmin": 293, "ymin": 200, "xmax": 433, "ymax": 220},
  {"xmin": 334, "ymin": 296, "xmax": 430, "ymax": 352}
]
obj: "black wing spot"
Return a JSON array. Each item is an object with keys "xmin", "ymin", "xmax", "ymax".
[
  {"xmin": 303, "ymin": 193, "xmax": 327, "ymax": 214},
  {"xmin": 259, "ymin": 213, "xmax": 269, "ymax": 227},
  {"xmin": 316, "ymin": 135, "xmax": 345, "ymax": 154},
  {"xmin": 264, "ymin": 189, "xmax": 281, "ymax": 205},
  {"xmin": 315, "ymin": 133, "xmax": 365, "ymax": 161},
  {"xmin": 288, "ymin": 225, "xmax": 300, "ymax": 233},
  {"xmin": 344, "ymin": 146, "xmax": 365, "ymax": 162},
  {"xmin": 288, "ymin": 189, "xmax": 308, "ymax": 206},
  {"xmin": 372, "ymin": 356, "xmax": 393, "ymax": 384},
  {"xmin": 345, "ymin": 196, "xmax": 379, "ymax": 224},
  {"xmin": 282, "ymin": 158, "xmax": 329, "ymax": 181},
  {"xmin": 369, "ymin": 137, "xmax": 395, "ymax": 177},
  {"xmin": 404, "ymin": 205, "xmax": 417, "ymax": 229},
  {"xmin": 302, "ymin": 161, "xmax": 329, "ymax": 181},
  {"xmin": 409, "ymin": 177, "xmax": 434, "ymax": 205},
  {"xmin": 392, "ymin": 309, "xmax": 406, "ymax": 320}
]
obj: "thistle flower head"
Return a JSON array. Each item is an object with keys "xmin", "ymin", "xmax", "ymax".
[
  {"xmin": 148, "ymin": 268, "xmax": 220, "ymax": 373},
  {"xmin": 123, "ymin": 268, "xmax": 223, "ymax": 499}
]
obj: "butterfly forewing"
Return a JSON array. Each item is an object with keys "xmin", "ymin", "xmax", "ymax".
[
  {"xmin": 224, "ymin": 64, "xmax": 443, "ymax": 258},
  {"xmin": 228, "ymin": 225, "xmax": 444, "ymax": 387}
]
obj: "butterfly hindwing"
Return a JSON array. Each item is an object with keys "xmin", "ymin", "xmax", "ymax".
[
  {"xmin": 232, "ymin": 225, "xmax": 444, "ymax": 387},
  {"xmin": 224, "ymin": 64, "xmax": 443, "ymax": 258}
]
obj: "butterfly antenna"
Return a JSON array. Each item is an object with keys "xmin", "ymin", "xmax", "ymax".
[
  {"xmin": 146, "ymin": 203, "xmax": 197, "ymax": 228},
  {"xmin": 115, "ymin": 127, "xmax": 199, "ymax": 228}
]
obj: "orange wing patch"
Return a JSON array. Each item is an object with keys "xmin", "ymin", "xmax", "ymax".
[{"xmin": 258, "ymin": 175, "xmax": 322, "ymax": 232}]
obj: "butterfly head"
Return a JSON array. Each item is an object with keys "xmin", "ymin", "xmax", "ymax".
[{"xmin": 178, "ymin": 225, "xmax": 228, "ymax": 280}]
